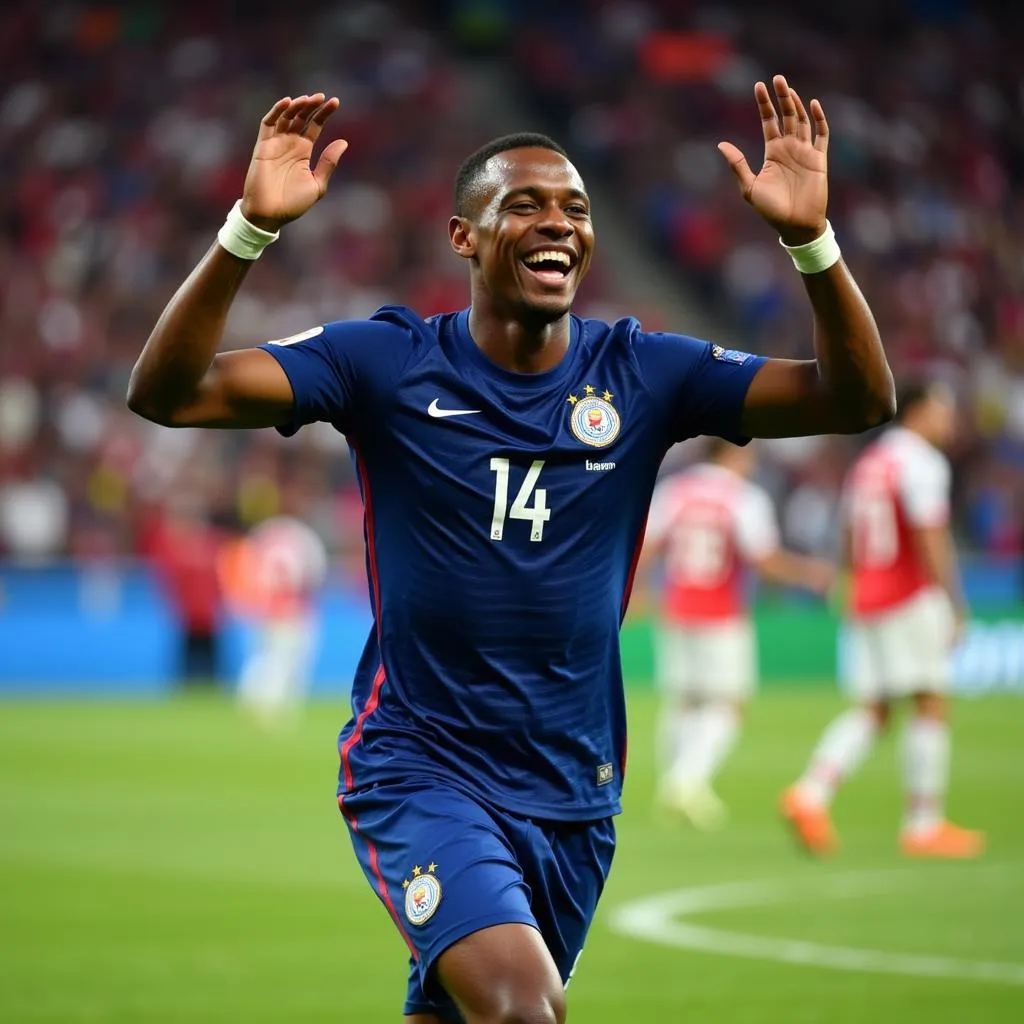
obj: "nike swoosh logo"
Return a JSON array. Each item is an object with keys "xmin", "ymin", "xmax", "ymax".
[{"xmin": 427, "ymin": 399, "xmax": 482, "ymax": 418}]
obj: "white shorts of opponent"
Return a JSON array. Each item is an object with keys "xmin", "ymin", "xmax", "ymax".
[
  {"xmin": 846, "ymin": 587, "xmax": 954, "ymax": 701},
  {"xmin": 655, "ymin": 619, "xmax": 757, "ymax": 702}
]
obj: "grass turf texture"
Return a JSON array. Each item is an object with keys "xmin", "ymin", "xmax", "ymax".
[{"xmin": 1, "ymin": 689, "xmax": 1021, "ymax": 1022}]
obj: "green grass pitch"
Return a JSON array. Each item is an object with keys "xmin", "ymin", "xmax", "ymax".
[{"xmin": 1, "ymin": 688, "xmax": 1022, "ymax": 1022}]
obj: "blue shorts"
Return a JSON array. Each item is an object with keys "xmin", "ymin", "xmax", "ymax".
[{"xmin": 339, "ymin": 777, "xmax": 616, "ymax": 1020}]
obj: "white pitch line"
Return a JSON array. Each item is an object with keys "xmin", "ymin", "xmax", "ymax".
[{"xmin": 608, "ymin": 869, "xmax": 1024, "ymax": 986}]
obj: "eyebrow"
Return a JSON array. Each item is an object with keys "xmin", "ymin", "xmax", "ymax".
[{"xmin": 500, "ymin": 185, "xmax": 589, "ymax": 205}]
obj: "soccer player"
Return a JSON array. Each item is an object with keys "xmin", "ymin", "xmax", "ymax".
[
  {"xmin": 781, "ymin": 380, "xmax": 984, "ymax": 859},
  {"xmin": 644, "ymin": 440, "xmax": 834, "ymax": 830},
  {"xmin": 127, "ymin": 78, "xmax": 894, "ymax": 1024},
  {"xmin": 218, "ymin": 514, "xmax": 329, "ymax": 726}
]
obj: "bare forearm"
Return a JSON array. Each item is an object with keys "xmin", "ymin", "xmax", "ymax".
[
  {"xmin": 127, "ymin": 244, "xmax": 253, "ymax": 421},
  {"xmin": 802, "ymin": 261, "xmax": 895, "ymax": 430},
  {"xmin": 757, "ymin": 549, "xmax": 830, "ymax": 592}
]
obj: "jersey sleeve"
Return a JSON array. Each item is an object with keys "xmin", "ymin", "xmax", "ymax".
[
  {"xmin": 631, "ymin": 329, "xmax": 767, "ymax": 445},
  {"xmin": 258, "ymin": 317, "xmax": 416, "ymax": 437},
  {"xmin": 734, "ymin": 483, "xmax": 780, "ymax": 561},
  {"xmin": 899, "ymin": 447, "xmax": 951, "ymax": 527}
]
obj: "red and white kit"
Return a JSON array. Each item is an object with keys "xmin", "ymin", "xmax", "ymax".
[
  {"xmin": 844, "ymin": 427, "xmax": 955, "ymax": 698},
  {"xmin": 226, "ymin": 515, "xmax": 329, "ymax": 714},
  {"xmin": 647, "ymin": 463, "xmax": 779, "ymax": 699}
]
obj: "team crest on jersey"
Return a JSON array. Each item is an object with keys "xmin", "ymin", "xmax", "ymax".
[
  {"xmin": 567, "ymin": 386, "xmax": 620, "ymax": 448},
  {"xmin": 402, "ymin": 864, "xmax": 442, "ymax": 926},
  {"xmin": 711, "ymin": 344, "xmax": 754, "ymax": 365}
]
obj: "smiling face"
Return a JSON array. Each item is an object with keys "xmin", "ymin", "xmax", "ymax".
[{"xmin": 449, "ymin": 147, "xmax": 594, "ymax": 323}]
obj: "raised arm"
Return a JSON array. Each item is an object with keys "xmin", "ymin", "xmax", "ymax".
[
  {"xmin": 718, "ymin": 76, "xmax": 895, "ymax": 438},
  {"xmin": 127, "ymin": 94, "xmax": 348, "ymax": 428}
]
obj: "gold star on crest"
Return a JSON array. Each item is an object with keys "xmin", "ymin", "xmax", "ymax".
[
  {"xmin": 567, "ymin": 393, "xmax": 579, "ymax": 405},
  {"xmin": 428, "ymin": 862, "xmax": 438, "ymax": 874},
  {"xmin": 602, "ymin": 390, "xmax": 614, "ymax": 403},
  {"xmin": 402, "ymin": 878, "xmax": 410, "ymax": 889},
  {"xmin": 412, "ymin": 865, "xmax": 422, "ymax": 877},
  {"xmin": 583, "ymin": 384, "xmax": 596, "ymax": 395}
]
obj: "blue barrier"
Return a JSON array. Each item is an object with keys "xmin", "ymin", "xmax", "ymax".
[
  {"xmin": 0, "ymin": 557, "xmax": 1019, "ymax": 694},
  {"xmin": 0, "ymin": 562, "xmax": 372, "ymax": 695}
]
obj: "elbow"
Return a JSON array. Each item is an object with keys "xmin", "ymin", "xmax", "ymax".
[
  {"xmin": 126, "ymin": 375, "xmax": 177, "ymax": 427},
  {"xmin": 840, "ymin": 376, "xmax": 897, "ymax": 434}
]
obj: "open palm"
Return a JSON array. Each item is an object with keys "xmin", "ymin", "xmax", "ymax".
[
  {"xmin": 241, "ymin": 94, "xmax": 349, "ymax": 231},
  {"xmin": 719, "ymin": 76, "xmax": 829, "ymax": 244}
]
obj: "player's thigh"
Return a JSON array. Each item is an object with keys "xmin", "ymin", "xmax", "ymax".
[
  {"xmin": 340, "ymin": 779, "xmax": 543, "ymax": 1020},
  {"xmin": 845, "ymin": 619, "xmax": 881, "ymax": 702},
  {"xmin": 434, "ymin": 922, "xmax": 565, "ymax": 1024},
  {"xmin": 874, "ymin": 589, "xmax": 953, "ymax": 698}
]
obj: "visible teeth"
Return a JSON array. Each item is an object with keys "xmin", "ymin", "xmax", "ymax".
[{"xmin": 523, "ymin": 250, "xmax": 572, "ymax": 266}]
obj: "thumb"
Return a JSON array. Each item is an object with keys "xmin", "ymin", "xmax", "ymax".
[
  {"xmin": 717, "ymin": 141, "xmax": 756, "ymax": 197},
  {"xmin": 312, "ymin": 138, "xmax": 349, "ymax": 195}
]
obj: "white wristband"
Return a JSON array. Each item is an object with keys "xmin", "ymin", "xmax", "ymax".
[
  {"xmin": 217, "ymin": 200, "xmax": 280, "ymax": 260},
  {"xmin": 779, "ymin": 220, "xmax": 841, "ymax": 275}
]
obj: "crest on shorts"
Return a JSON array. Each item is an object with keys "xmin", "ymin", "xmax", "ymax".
[
  {"xmin": 567, "ymin": 385, "xmax": 620, "ymax": 448},
  {"xmin": 402, "ymin": 863, "xmax": 442, "ymax": 926}
]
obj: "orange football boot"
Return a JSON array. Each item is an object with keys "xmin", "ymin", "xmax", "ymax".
[
  {"xmin": 901, "ymin": 821, "xmax": 986, "ymax": 859},
  {"xmin": 780, "ymin": 786, "xmax": 839, "ymax": 856}
]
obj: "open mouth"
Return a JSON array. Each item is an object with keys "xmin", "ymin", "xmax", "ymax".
[{"xmin": 519, "ymin": 249, "xmax": 576, "ymax": 286}]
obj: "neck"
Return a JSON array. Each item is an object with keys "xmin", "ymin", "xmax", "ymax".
[{"xmin": 467, "ymin": 289, "xmax": 572, "ymax": 375}]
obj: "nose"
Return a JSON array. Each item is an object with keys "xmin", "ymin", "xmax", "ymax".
[{"xmin": 536, "ymin": 202, "xmax": 573, "ymax": 239}]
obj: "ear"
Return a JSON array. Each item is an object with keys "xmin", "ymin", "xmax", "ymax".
[{"xmin": 449, "ymin": 216, "xmax": 476, "ymax": 260}]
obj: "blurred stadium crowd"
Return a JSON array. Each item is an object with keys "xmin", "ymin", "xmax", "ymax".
[{"xmin": 1, "ymin": 0, "xmax": 1022, "ymax": 581}]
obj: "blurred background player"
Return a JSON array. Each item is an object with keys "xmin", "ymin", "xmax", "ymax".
[
  {"xmin": 218, "ymin": 513, "xmax": 328, "ymax": 727},
  {"xmin": 782, "ymin": 380, "xmax": 985, "ymax": 858},
  {"xmin": 643, "ymin": 439, "xmax": 834, "ymax": 829}
]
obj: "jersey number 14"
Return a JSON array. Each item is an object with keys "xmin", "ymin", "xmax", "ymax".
[{"xmin": 489, "ymin": 458, "xmax": 550, "ymax": 542}]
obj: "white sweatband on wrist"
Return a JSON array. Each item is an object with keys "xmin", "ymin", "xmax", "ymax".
[
  {"xmin": 779, "ymin": 220, "xmax": 841, "ymax": 275},
  {"xmin": 217, "ymin": 200, "xmax": 280, "ymax": 260}
]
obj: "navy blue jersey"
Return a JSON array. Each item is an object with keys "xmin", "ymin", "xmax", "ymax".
[{"xmin": 261, "ymin": 306, "xmax": 764, "ymax": 820}]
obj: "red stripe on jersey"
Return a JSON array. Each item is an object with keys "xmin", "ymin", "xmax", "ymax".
[
  {"xmin": 339, "ymin": 663, "xmax": 387, "ymax": 793},
  {"xmin": 351, "ymin": 442, "xmax": 382, "ymax": 641},
  {"xmin": 620, "ymin": 514, "xmax": 649, "ymax": 619},
  {"xmin": 337, "ymin": 798, "xmax": 418, "ymax": 960}
]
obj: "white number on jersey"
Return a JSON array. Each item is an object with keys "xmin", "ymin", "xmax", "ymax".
[
  {"xmin": 668, "ymin": 518, "xmax": 729, "ymax": 586},
  {"xmin": 849, "ymin": 489, "xmax": 898, "ymax": 568},
  {"xmin": 489, "ymin": 458, "xmax": 550, "ymax": 542}
]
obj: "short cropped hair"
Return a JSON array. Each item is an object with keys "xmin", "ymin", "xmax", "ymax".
[
  {"xmin": 454, "ymin": 133, "xmax": 569, "ymax": 217},
  {"xmin": 895, "ymin": 377, "xmax": 946, "ymax": 422}
]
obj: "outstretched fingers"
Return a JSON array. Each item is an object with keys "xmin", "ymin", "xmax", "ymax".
[
  {"xmin": 773, "ymin": 75, "xmax": 801, "ymax": 138},
  {"xmin": 278, "ymin": 93, "xmax": 326, "ymax": 134},
  {"xmin": 789, "ymin": 88, "xmax": 812, "ymax": 144},
  {"xmin": 754, "ymin": 80, "xmax": 781, "ymax": 143},
  {"xmin": 302, "ymin": 96, "xmax": 341, "ymax": 143},
  {"xmin": 260, "ymin": 97, "xmax": 292, "ymax": 135},
  {"xmin": 810, "ymin": 97, "xmax": 829, "ymax": 152}
]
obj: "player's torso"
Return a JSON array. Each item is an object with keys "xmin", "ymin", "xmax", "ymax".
[
  {"xmin": 846, "ymin": 437, "xmax": 931, "ymax": 616},
  {"xmin": 661, "ymin": 468, "xmax": 746, "ymax": 623},
  {"xmin": 352, "ymin": 312, "xmax": 667, "ymax": 692}
]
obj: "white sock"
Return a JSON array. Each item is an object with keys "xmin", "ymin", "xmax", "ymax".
[
  {"xmin": 656, "ymin": 703, "xmax": 699, "ymax": 778},
  {"xmin": 901, "ymin": 717, "xmax": 950, "ymax": 835},
  {"xmin": 669, "ymin": 704, "xmax": 739, "ymax": 787},
  {"xmin": 797, "ymin": 707, "xmax": 878, "ymax": 808}
]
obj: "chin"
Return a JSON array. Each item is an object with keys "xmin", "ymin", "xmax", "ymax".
[{"xmin": 518, "ymin": 291, "xmax": 575, "ymax": 324}]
